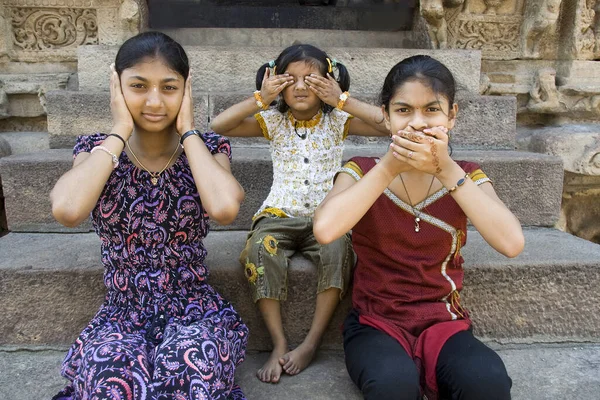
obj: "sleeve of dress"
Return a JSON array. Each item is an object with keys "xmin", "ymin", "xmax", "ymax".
[
  {"xmin": 254, "ymin": 109, "xmax": 284, "ymax": 141},
  {"xmin": 458, "ymin": 161, "xmax": 492, "ymax": 186},
  {"xmin": 72, "ymin": 133, "xmax": 107, "ymax": 160},
  {"xmin": 335, "ymin": 159, "xmax": 364, "ymax": 182},
  {"xmin": 330, "ymin": 108, "xmax": 354, "ymax": 140},
  {"xmin": 200, "ymin": 132, "xmax": 232, "ymax": 162}
]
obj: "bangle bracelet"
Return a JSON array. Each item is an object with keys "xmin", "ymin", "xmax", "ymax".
[
  {"xmin": 91, "ymin": 145, "xmax": 119, "ymax": 169},
  {"xmin": 448, "ymin": 173, "xmax": 470, "ymax": 193},
  {"xmin": 180, "ymin": 129, "xmax": 201, "ymax": 145},
  {"xmin": 106, "ymin": 133, "xmax": 126, "ymax": 147},
  {"xmin": 253, "ymin": 90, "xmax": 269, "ymax": 110},
  {"xmin": 337, "ymin": 91, "xmax": 350, "ymax": 110}
]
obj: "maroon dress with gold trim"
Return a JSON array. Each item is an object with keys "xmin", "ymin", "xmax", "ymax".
[{"xmin": 340, "ymin": 157, "xmax": 491, "ymax": 399}]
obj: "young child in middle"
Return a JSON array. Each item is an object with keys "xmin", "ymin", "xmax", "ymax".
[{"xmin": 210, "ymin": 44, "xmax": 389, "ymax": 383}]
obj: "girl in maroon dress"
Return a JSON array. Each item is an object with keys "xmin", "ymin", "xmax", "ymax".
[
  {"xmin": 50, "ymin": 32, "xmax": 248, "ymax": 400},
  {"xmin": 314, "ymin": 55, "xmax": 524, "ymax": 400}
]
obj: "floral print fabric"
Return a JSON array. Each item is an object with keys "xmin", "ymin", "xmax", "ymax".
[
  {"xmin": 254, "ymin": 108, "xmax": 352, "ymax": 218},
  {"xmin": 53, "ymin": 132, "xmax": 248, "ymax": 400}
]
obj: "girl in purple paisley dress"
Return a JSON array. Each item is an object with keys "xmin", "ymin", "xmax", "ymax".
[{"xmin": 50, "ymin": 32, "xmax": 248, "ymax": 400}]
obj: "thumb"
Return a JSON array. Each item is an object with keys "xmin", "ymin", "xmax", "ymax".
[{"xmin": 263, "ymin": 67, "xmax": 270, "ymax": 83}]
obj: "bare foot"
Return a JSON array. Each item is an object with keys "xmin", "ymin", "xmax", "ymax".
[
  {"xmin": 279, "ymin": 342, "xmax": 317, "ymax": 376},
  {"xmin": 257, "ymin": 345, "xmax": 287, "ymax": 383}
]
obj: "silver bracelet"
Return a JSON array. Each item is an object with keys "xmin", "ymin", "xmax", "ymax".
[{"xmin": 91, "ymin": 145, "xmax": 119, "ymax": 169}]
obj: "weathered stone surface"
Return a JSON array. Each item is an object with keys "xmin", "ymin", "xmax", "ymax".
[
  {"xmin": 161, "ymin": 27, "xmax": 429, "ymax": 49},
  {"xmin": 0, "ymin": 150, "xmax": 91, "ymax": 233},
  {"xmin": 0, "ymin": 148, "xmax": 562, "ymax": 233},
  {"xmin": 47, "ymin": 90, "xmax": 516, "ymax": 149},
  {"xmin": 519, "ymin": 125, "xmax": 600, "ymax": 175},
  {"xmin": 0, "ymin": 132, "xmax": 49, "ymax": 155},
  {"xmin": 0, "ymin": 0, "xmax": 147, "ymax": 64},
  {"xmin": 0, "ymin": 137, "xmax": 10, "ymax": 158},
  {"xmin": 210, "ymin": 93, "xmax": 517, "ymax": 150},
  {"xmin": 1, "ymin": 228, "xmax": 600, "ymax": 350},
  {"xmin": 558, "ymin": 172, "xmax": 600, "ymax": 244},
  {"xmin": 46, "ymin": 91, "xmax": 209, "ymax": 149},
  {"xmin": 2, "ymin": 345, "xmax": 600, "ymax": 400},
  {"xmin": 77, "ymin": 46, "xmax": 482, "ymax": 94}
]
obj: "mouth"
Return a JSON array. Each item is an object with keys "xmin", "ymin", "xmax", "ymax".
[
  {"xmin": 142, "ymin": 113, "xmax": 167, "ymax": 122},
  {"xmin": 295, "ymin": 95, "xmax": 308, "ymax": 101}
]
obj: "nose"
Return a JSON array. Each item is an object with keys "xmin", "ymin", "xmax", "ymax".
[
  {"xmin": 145, "ymin": 86, "xmax": 163, "ymax": 107},
  {"xmin": 295, "ymin": 77, "xmax": 307, "ymax": 90},
  {"xmin": 408, "ymin": 111, "xmax": 428, "ymax": 132}
]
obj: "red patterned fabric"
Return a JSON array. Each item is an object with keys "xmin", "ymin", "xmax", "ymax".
[{"xmin": 345, "ymin": 156, "xmax": 486, "ymax": 399}]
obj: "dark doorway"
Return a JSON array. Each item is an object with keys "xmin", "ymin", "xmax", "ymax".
[{"xmin": 148, "ymin": 0, "xmax": 415, "ymax": 31}]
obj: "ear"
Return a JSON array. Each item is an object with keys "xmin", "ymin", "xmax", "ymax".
[
  {"xmin": 447, "ymin": 102, "xmax": 458, "ymax": 130},
  {"xmin": 381, "ymin": 105, "xmax": 391, "ymax": 131}
]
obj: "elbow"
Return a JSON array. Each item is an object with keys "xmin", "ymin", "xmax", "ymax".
[
  {"xmin": 51, "ymin": 202, "xmax": 85, "ymax": 228},
  {"xmin": 210, "ymin": 206, "xmax": 239, "ymax": 226},
  {"xmin": 501, "ymin": 233, "xmax": 525, "ymax": 258},
  {"xmin": 313, "ymin": 215, "xmax": 335, "ymax": 245}
]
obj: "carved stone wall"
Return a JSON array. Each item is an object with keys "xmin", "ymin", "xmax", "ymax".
[
  {"xmin": 0, "ymin": 0, "xmax": 147, "ymax": 130},
  {"xmin": 0, "ymin": 0, "xmax": 147, "ymax": 64}
]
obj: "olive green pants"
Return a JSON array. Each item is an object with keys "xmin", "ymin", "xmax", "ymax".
[{"xmin": 240, "ymin": 215, "xmax": 355, "ymax": 302}]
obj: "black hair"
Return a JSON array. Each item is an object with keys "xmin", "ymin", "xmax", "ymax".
[
  {"xmin": 379, "ymin": 55, "xmax": 456, "ymax": 113},
  {"xmin": 115, "ymin": 31, "xmax": 189, "ymax": 80},
  {"xmin": 255, "ymin": 44, "xmax": 350, "ymax": 114}
]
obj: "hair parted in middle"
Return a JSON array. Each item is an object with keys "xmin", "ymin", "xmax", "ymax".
[{"xmin": 255, "ymin": 44, "xmax": 351, "ymax": 114}]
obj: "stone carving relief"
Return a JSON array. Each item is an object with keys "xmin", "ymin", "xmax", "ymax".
[
  {"xmin": 420, "ymin": 0, "xmax": 464, "ymax": 49},
  {"xmin": 527, "ymin": 67, "xmax": 561, "ymax": 112},
  {"xmin": 420, "ymin": 0, "xmax": 567, "ymax": 59},
  {"xmin": 520, "ymin": 0, "xmax": 562, "ymax": 59},
  {"xmin": 571, "ymin": 0, "xmax": 596, "ymax": 59},
  {"xmin": 10, "ymin": 7, "xmax": 97, "ymax": 51}
]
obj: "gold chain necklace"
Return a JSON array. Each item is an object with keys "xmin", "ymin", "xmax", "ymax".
[
  {"xmin": 399, "ymin": 174, "xmax": 435, "ymax": 233},
  {"xmin": 126, "ymin": 140, "xmax": 180, "ymax": 185}
]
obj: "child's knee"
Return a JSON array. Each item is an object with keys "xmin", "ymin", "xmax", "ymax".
[{"xmin": 316, "ymin": 233, "xmax": 354, "ymax": 296}]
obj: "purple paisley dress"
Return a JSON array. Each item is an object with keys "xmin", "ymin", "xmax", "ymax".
[{"xmin": 53, "ymin": 132, "xmax": 248, "ymax": 400}]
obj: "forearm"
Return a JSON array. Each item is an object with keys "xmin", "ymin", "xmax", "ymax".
[
  {"xmin": 210, "ymin": 97, "xmax": 260, "ymax": 134},
  {"xmin": 438, "ymin": 162, "xmax": 524, "ymax": 257},
  {"xmin": 51, "ymin": 136, "xmax": 124, "ymax": 226},
  {"xmin": 183, "ymin": 136, "xmax": 244, "ymax": 224},
  {"xmin": 342, "ymin": 98, "xmax": 388, "ymax": 134},
  {"xmin": 314, "ymin": 162, "xmax": 396, "ymax": 244}
]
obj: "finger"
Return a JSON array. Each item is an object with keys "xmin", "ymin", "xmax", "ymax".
[
  {"xmin": 397, "ymin": 130, "xmax": 425, "ymax": 143},
  {"xmin": 392, "ymin": 135, "xmax": 422, "ymax": 151},
  {"xmin": 423, "ymin": 126, "xmax": 448, "ymax": 140},
  {"xmin": 305, "ymin": 75, "xmax": 327, "ymax": 87},
  {"xmin": 274, "ymin": 81, "xmax": 290, "ymax": 94},
  {"xmin": 263, "ymin": 67, "xmax": 269, "ymax": 84}
]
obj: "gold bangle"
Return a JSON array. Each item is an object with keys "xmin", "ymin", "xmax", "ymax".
[
  {"xmin": 448, "ymin": 173, "xmax": 471, "ymax": 193},
  {"xmin": 337, "ymin": 91, "xmax": 349, "ymax": 110},
  {"xmin": 253, "ymin": 90, "xmax": 269, "ymax": 110}
]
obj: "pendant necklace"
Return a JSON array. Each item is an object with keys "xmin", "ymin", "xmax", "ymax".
[
  {"xmin": 399, "ymin": 174, "xmax": 435, "ymax": 232},
  {"xmin": 127, "ymin": 139, "xmax": 180, "ymax": 185}
]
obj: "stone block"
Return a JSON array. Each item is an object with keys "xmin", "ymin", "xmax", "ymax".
[
  {"xmin": 161, "ymin": 27, "xmax": 428, "ymax": 49},
  {"xmin": 0, "ymin": 148, "xmax": 562, "ymax": 233},
  {"xmin": 210, "ymin": 93, "xmax": 516, "ymax": 149},
  {"xmin": 1, "ymin": 228, "xmax": 600, "ymax": 349},
  {"xmin": 0, "ymin": 132, "xmax": 49, "ymax": 155},
  {"xmin": 519, "ymin": 124, "xmax": 600, "ymax": 176},
  {"xmin": 78, "ymin": 46, "xmax": 482, "ymax": 94},
  {"xmin": 46, "ymin": 91, "xmax": 209, "ymax": 149}
]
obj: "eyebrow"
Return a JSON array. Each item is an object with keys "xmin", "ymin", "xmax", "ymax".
[
  {"xmin": 391, "ymin": 100, "xmax": 442, "ymax": 107},
  {"xmin": 128, "ymin": 76, "xmax": 181, "ymax": 83}
]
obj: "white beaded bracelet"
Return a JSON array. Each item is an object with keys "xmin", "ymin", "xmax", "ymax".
[{"xmin": 91, "ymin": 145, "xmax": 119, "ymax": 169}]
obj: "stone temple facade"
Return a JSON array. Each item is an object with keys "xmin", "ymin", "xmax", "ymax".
[{"xmin": 0, "ymin": 0, "xmax": 599, "ymax": 243}]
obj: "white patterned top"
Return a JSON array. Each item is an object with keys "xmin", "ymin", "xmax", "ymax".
[{"xmin": 254, "ymin": 107, "xmax": 353, "ymax": 218}]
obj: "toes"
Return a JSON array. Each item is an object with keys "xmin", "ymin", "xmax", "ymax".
[
  {"xmin": 283, "ymin": 358, "xmax": 295, "ymax": 371},
  {"xmin": 271, "ymin": 372, "xmax": 280, "ymax": 383},
  {"xmin": 279, "ymin": 355, "xmax": 288, "ymax": 366}
]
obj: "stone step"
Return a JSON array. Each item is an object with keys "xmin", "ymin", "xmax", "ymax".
[
  {"xmin": 148, "ymin": 1, "xmax": 415, "ymax": 31},
  {"xmin": 3, "ymin": 344, "xmax": 600, "ymax": 400},
  {"xmin": 0, "ymin": 132, "xmax": 49, "ymax": 155},
  {"xmin": 159, "ymin": 27, "xmax": 429, "ymax": 49},
  {"xmin": 1, "ymin": 228, "xmax": 599, "ymax": 351},
  {"xmin": 0, "ymin": 148, "xmax": 561, "ymax": 233},
  {"xmin": 77, "ymin": 45, "xmax": 482, "ymax": 94},
  {"xmin": 46, "ymin": 90, "xmax": 516, "ymax": 150}
]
